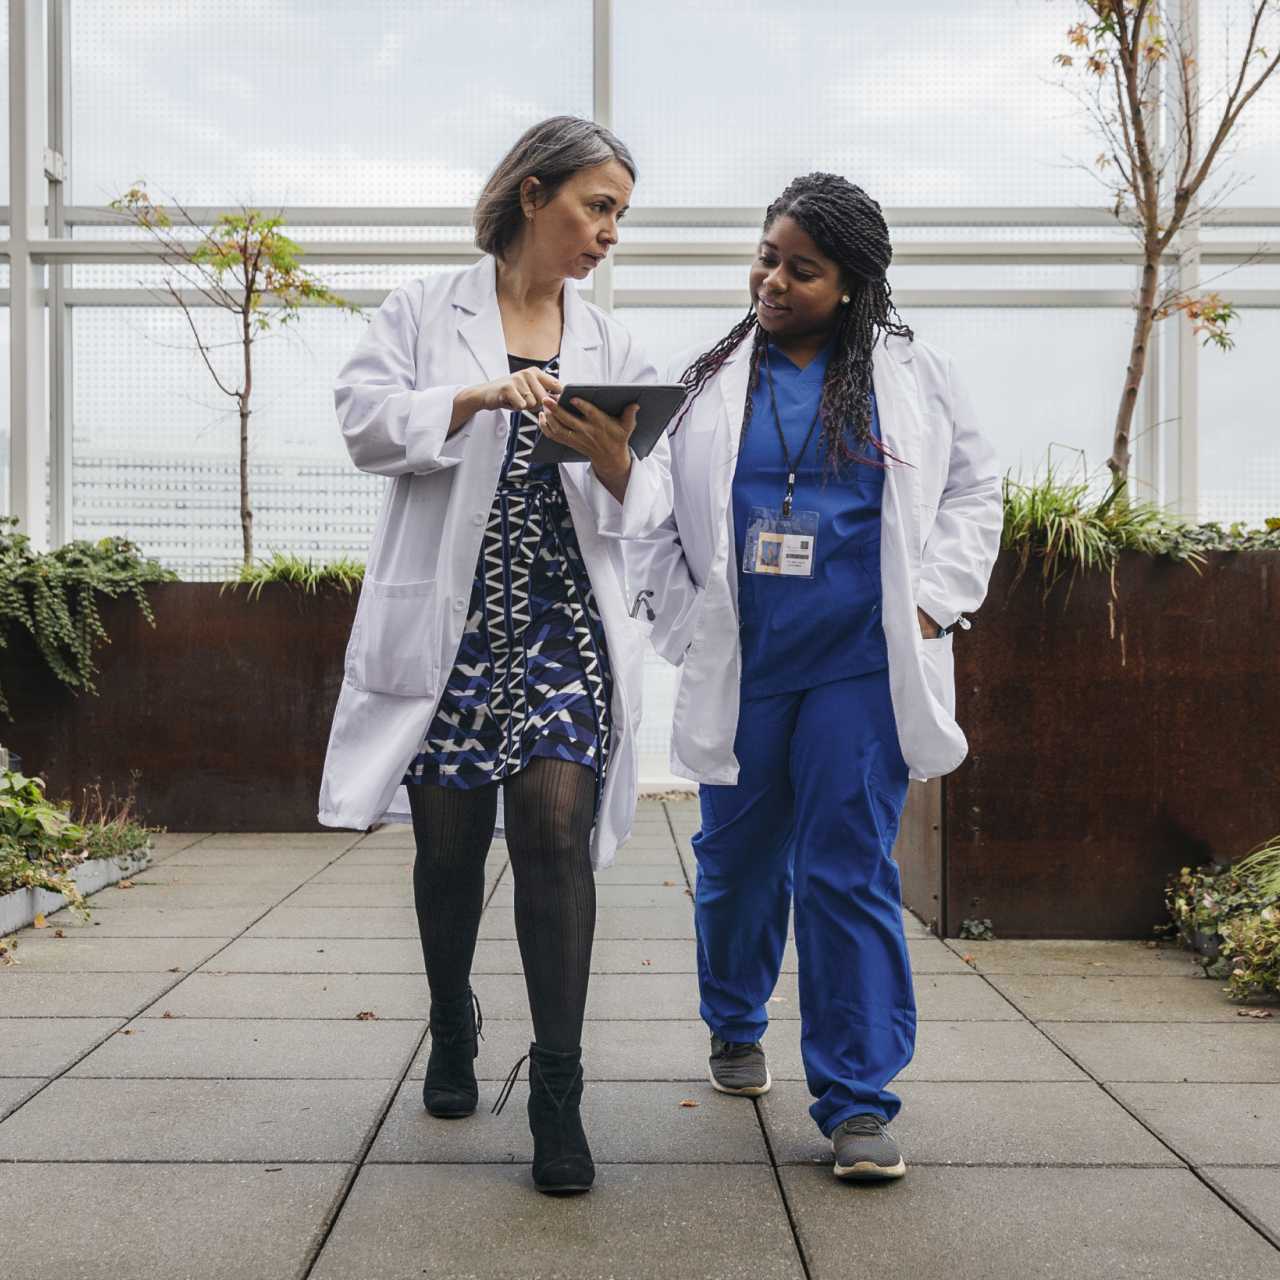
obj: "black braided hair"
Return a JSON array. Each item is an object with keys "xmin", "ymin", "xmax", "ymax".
[{"xmin": 670, "ymin": 172, "xmax": 913, "ymax": 474}]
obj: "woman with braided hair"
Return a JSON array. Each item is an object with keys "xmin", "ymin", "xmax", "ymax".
[{"xmin": 626, "ymin": 173, "xmax": 1002, "ymax": 1181}]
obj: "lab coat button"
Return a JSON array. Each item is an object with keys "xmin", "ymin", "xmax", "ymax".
[
  {"xmin": 473, "ymin": 513, "xmax": 484, "ymax": 525},
  {"xmin": 452, "ymin": 597, "xmax": 465, "ymax": 611}
]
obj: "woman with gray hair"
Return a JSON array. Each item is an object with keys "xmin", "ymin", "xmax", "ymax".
[{"xmin": 318, "ymin": 116, "xmax": 669, "ymax": 1194}]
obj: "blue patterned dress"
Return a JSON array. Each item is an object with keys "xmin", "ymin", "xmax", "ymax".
[{"xmin": 403, "ymin": 354, "xmax": 613, "ymax": 807}]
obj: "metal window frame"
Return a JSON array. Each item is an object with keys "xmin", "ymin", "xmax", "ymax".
[{"xmin": 5, "ymin": 0, "xmax": 1279, "ymax": 541}]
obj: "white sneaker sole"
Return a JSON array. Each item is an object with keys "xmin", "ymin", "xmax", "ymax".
[
  {"xmin": 708, "ymin": 1065, "xmax": 772, "ymax": 1097},
  {"xmin": 833, "ymin": 1156, "xmax": 907, "ymax": 1181}
]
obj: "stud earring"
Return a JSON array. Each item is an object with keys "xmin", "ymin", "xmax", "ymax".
[{"xmin": 841, "ymin": 294, "xmax": 851, "ymax": 304}]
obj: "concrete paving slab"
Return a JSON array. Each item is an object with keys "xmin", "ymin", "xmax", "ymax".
[
  {"xmin": 310, "ymin": 1163, "xmax": 805, "ymax": 1280},
  {"xmin": 990, "ymin": 974, "xmax": 1260, "ymax": 1022},
  {"xmin": 489, "ymin": 880, "xmax": 695, "ymax": 908},
  {"xmin": 67, "ymin": 1016, "xmax": 422, "ymax": 1079},
  {"xmin": 369, "ymin": 1078, "xmax": 768, "ymax": 1165},
  {"xmin": 902, "ymin": 910, "xmax": 933, "ymax": 937},
  {"xmin": 0, "ymin": 1162, "xmax": 349, "ymax": 1280},
  {"xmin": 1111, "ymin": 1084, "xmax": 1280, "ymax": 1166},
  {"xmin": 760, "ymin": 1080, "xmax": 1178, "ymax": 1167},
  {"xmin": 210, "ymin": 936, "xmax": 424, "ymax": 973},
  {"xmin": 90, "ymin": 882, "xmax": 297, "ymax": 909},
  {"xmin": 132, "ymin": 863, "xmax": 315, "ymax": 887},
  {"xmin": 0, "ymin": 936, "xmax": 225, "ymax": 972},
  {"xmin": 198, "ymin": 832, "xmax": 358, "ymax": 851},
  {"xmin": 473, "ymin": 938, "xmax": 701, "ymax": 974},
  {"xmin": 0, "ymin": 1078, "xmax": 43, "ymax": 1117},
  {"xmin": 1, "ymin": 1017, "xmax": 122, "ymax": 1074},
  {"xmin": 479, "ymin": 905, "xmax": 695, "ymax": 941},
  {"xmin": 1044, "ymin": 1023, "xmax": 1280, "ymax": 1082},
  {"xmin": 334, "ymin": 846, "xmax": 427, "ymax": 865},
  {"xmin": 245, "ymin": 906, "xmax": 420, "ymax": 937},
  {"xmin": 780, "ymin": 1166, "xmax": 1280, "ymax": 1280},
  {"xmin": 904, "ymin": 938, "xmax": 982, "ymax": 973},
  {"xmin": 0, "ymin": 971, "xmax": 179, "ymax": 1017},
  {"xmin": 145, "ymin": 971, "xmax": 430, "ymax": 1020},
  {"xmin": 287, "ymin": 882, "xmax": 415, "ymax": 907},
  {"xmin": 148, "ymin": 832, "xmax": 210, "ymax": 856},
  {"xmin": 52, "ymin": 906, "xmax": 260, "ymax": 936},
  {"xmin": 0, "ymin": 1076, "xmax": 395, "ymax": 1161},
  {"xmin": 306, "ymin": 863, "xmax": 415, "ymax": 884},
  {"xmin": 957, "ymin": 939, "xmax": 1201, "ymax": 976},
  {"xmin": 158, "ymin": 849, "xmax": 337, "ymax": 869},
  {"xmin": 592, "ymin": 863, "xmax": 696, "ymax": 885},
  {"xmin": 900, "ymin": 1021, "xmax": 1089, "ymax": 1082},
  {"xmin": 1201, "ymin": 1168, "xmax": 1280, "ymax": 1247}
]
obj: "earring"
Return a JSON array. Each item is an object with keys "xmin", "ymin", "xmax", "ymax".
[{"xmin": 841, "ymin": 294, "xmax": 851, "ymax": 304}]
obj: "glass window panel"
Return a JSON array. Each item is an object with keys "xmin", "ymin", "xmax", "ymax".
[
  {"xmin": 0, "ymin": 309, "xmax": 9, "ymax": 507},
  {"xmin": 72, "ymin": 306, "xmax": 380, "ymax": 578},
  {"xmin": 0, "ymin": 0, "xmax": 8, "ymax": 214},
  {"xmin": 1201, "ymin": 1, "xmax": 1280, "ymax": 206},
  {"xmin": 614, "ymin": 0, "xmax": 1103, "ymax": 208},
  {"xmin": 1199, "ymin": 308, "xmax": 1280, "ymax": 525},
  {"xmin": 69, "ymin": 0, "xmax": 593, "ymax": 206}
]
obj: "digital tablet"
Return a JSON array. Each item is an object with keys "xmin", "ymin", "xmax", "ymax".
[{"xmin": 527, "ymin": 383, "xmax": 687, "ymax": 465}]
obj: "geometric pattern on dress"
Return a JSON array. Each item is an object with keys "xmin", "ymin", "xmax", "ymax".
[{"xmin": 403, "ymin": 353, "xmax": 613, "ymax": 811}]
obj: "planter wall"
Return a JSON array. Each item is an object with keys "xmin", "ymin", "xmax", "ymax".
[
  {"xmin": 0, "ymin": 847, "xmax": 152, "ymax": 935},
  {"xmin": 4, "ymin": 583, "xmax": 355, "ymax": 832},
  {"xmin": 897, "ymin": 550, "xmax": 1280, "ymax": 939}
]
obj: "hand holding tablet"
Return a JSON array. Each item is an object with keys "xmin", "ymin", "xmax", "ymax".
[{"xmin": 529, "ymin": 384, "xmax": 687, "ymax": 466}]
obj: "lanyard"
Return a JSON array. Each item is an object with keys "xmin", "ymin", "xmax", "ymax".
[{"xmin": 762, "ymin": 343, "xmax": 823, "ymax": 518}]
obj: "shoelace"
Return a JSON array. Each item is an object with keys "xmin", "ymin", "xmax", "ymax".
[
  {"xmin": 838, "ymin": 1114, "xmax": 887, "ymax": 1138},
  {"xmin": 714, "ymin": 1039, "xmax": 759, "ymax": 1060},
  {"xmin": 491, "ymin": 1053, "xmax": 528, "ymax": 1116},
  {"xmin": 490, "ymin": 1052, "xmax": 582, "ymax": 1117}
]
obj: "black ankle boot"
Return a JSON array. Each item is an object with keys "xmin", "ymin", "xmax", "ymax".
[
  {"xmin": 525, "ymin": 1043, "xmax": 594, "ymax": 1193},
  {"xmin": 422, "ymin": 990, "xmax": 482, "ymax": 1118}
]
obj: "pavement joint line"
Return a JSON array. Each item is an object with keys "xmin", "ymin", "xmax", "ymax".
[
  {"xmin": 1017, "ymin": 1004, "xmax": 1280, "ymax": 1257},
  {"xmin": 661, "ymin": 800, "xmax": 697, "ymax": 893},
  {"xmin": 750, "ymin": 1096, "xmax": 815, "ymax": 1280},
  {"xmin": 0, "ymin": 834, "xmax": 372, "ymax": 1124}
]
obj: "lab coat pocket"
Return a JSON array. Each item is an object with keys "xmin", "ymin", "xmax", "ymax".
[
  {"xmin": 346, "ymin": 576, "xmax": 440, "ymax": 698},
  {"xmin": 918, "ymin": 630, "xmax": 956, "ymax": 718}
]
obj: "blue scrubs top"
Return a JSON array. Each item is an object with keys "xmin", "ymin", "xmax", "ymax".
[{"xmin": 732, "ymin": 340, "xmax": 888, "ymax": 699}]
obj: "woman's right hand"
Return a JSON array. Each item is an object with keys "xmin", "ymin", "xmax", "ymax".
[{"xmin": 476, "ymin": 367, "xmax": 563, "ymax": 413}]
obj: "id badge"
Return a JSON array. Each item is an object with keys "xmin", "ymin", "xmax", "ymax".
[{"xmin": 742, "ymin": 507, "xmax": 819, "ymax": 578}]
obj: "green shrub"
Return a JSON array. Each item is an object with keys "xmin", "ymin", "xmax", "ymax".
[
  {"xmin": 0, "ymin": 772, "xmax": 156, "ymax": 918},
  {"xmin": 1164, "ymin": 838, "xmax": 1280, "ymax": 999},
  {"xmin": 0, "ymin": 517, "xmax": 175, "ymax": 716},
  {"xmin": 222, "ymin": 551, "xmax": 365, "ymax": 600},
  {"xmin": 1001, "ymin": 468, "xmax": 1280, "ymax": 597}
]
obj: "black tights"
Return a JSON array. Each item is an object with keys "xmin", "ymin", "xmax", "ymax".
[{"xmin": 407, "ymin": 757, "xmax": 597, "ymax": 1053}]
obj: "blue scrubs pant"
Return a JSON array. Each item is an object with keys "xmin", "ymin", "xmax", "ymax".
[{"xmin": 692, "ymin": 668, "xmax": 915, "ymax": 1136}]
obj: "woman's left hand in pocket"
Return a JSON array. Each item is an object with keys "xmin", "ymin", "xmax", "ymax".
[{"xmin": 917, "ymin": 607, "xmax": 942, "ymax": 639}]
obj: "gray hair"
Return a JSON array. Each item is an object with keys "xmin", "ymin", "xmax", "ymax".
[{"xmin": 473, "ymin": 116, "xmax": 637, "ymax": 260}]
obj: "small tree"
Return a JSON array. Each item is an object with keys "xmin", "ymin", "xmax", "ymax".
[
  {"xmin": 1055, "ymin": 1, "xmax": 1280, "ymax": 490},
  {"xmin": 110, "ymin": 189, "xmax": 360, "ymax": 567}
]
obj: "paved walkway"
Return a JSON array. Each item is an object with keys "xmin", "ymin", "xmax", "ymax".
[{"xmin": 2, "ymin": 799, "xmax": 1279, "ymax": 1279}]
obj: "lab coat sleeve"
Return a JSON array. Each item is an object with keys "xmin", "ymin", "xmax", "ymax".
[
  {"xmin": 914, "ymin": 355, "xmax": 1004, "ymax": 630},
  {"xmin": 334, "ymin": 284, "xmax": 473, "ymax": 477},
  {"xmin": 580, "ymin": 328, "xmax": 674, "ymax": 540}
]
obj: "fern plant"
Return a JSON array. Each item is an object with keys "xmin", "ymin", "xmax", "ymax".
[{"xmin": 0, "ymin": 518, "xmax": 175, "ymax": 716}]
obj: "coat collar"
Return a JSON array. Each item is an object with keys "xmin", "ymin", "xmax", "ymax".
[{"xmin": 454, "ymin": 255, "xmax": 600, "ymax": 385}]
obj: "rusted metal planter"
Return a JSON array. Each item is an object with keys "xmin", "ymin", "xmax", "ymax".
[
  {"xmin": 897, "ymin": 550, "xmax": 1280, "ymax": 939},
  {"xmin": 4, "ymin": 583, "xmax": 356, "ymax": 832}
]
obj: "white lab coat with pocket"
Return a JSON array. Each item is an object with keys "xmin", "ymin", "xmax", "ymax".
[
  {"xmin": 318, "ymin": 256, "xmax": 670, "ymax": 868},
  {"xmin": 623, "ymin": 330, "xmax": 1002, "ymax": 785}
]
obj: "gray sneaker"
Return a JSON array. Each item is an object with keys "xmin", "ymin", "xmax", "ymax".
[
  {"xmin": 831, "ymin": 1113, "xmax": 906, "ymax": 1180},
  {"xmin": 708, "ymin": 1033, "xmax": 771, "ymax": 1096}
]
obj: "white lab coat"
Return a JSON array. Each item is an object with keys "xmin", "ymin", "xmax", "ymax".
[
  {"xmin": 317, "ymin": 256, "xmax": 670, "ymax": 868},
  {"xmin": 624, "ymin": 330, "xmax": 1002, "ymax": 785}
]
